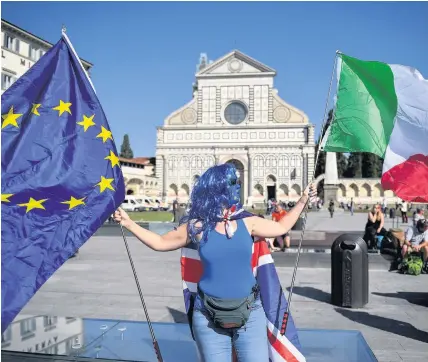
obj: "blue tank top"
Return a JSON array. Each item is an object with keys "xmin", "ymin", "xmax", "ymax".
[{"xmin": 198, "ymin": 219, "xmax": 256, "ymax": 299}]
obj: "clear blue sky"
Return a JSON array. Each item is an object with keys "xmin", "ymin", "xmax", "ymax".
[{"xmin": 3, "ymin": 1, "xmax": 427, "ymax": 157}]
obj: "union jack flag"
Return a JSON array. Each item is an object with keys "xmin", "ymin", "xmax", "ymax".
[{"xmin": 180, "ymin": 211, "xmax": 306, "ymax": 362}]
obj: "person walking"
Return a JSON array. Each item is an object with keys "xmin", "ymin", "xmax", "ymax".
[
  {"xmin": 172, "ymin": 198, "xmax": 179, "ymax": 222},
  {"xmin": 113, "ymin": 163, "xmax": 316, "ymax": 362},
  {"xmin": 401, "ymin": 200, "xmax": 409, "ymax": 223},
  {"xmin": 349, "ymin": 197, "xmax": 354, "ymax": 216},
  {"xmin": 328, "ymin": 199, "xmax": 335, "ymax": 218}
]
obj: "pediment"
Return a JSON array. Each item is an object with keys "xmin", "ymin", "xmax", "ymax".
[{"xmin": 196, "ymin": 50, "xmax": 276, "ymax": 77}]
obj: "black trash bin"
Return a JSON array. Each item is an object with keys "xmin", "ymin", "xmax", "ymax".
[
  {"xmin": 331, "ymin": 234, "xmax": 368, "ymax": 308},
  {"xmin": 292, "ymin": 216, "xmax": 304, "ymax": 230}
]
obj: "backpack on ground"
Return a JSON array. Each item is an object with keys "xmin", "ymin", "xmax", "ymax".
[{"xmin": 399, "ymin": 254, "xmax": 423, "ymax": 276}]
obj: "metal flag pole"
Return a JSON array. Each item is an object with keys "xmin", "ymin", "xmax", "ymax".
[
  {"xmin": 60, "ymin": 24, "xmax": 162, "ymax": 361},
  {"xmin": 281, "ymin": 51, "xmax": 341, "ymax": 335},
  {"xmin": 119, "ymin": 224, "xmax": 164, "ymax": 362}
]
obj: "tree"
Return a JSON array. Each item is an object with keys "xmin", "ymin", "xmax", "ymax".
[
  {"xmin": 315, "ymin": 109, "xmax": 334, "ymax": 178},
  {"xmin": 361, "ymin": 153, "xmax": 376, "ymax": 178},
  {"xmin": 149, "ymin": 157, "xmax": 156, "ymax": 176},
  {"xmin": 336, "ymin": 153, "xmax": 348, "ymax": 177},
  {"xmin": 315, "ymin": 151, "xmax": 326, "ymax": 178},
  {"xmin": 120, "ymin": 134, "xmax": 134, "ymax": 159},
  {"xmin": 344, "ymin": 153, "xmax": 362, "ymax": 178},
  {"xmin": 376, "ymin": 157, "xmax": 384, "ymax": 177}
]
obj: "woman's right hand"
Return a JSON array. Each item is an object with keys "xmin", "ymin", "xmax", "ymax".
[{"xmin": 113, "ymin": 207, "xmax": 133, "ymax": 228}]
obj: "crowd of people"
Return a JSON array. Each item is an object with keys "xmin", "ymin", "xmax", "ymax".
[{"xmin": 362, "ymin": 202, "xmax": 428, "ymax": 275}]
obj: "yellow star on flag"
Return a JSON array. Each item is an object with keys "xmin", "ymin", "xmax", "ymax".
[
  {"xmin": 1, "ymin": 194, "xmax": 14, "ymax": 203},
  {"xmin": 95, "ymin": 176, "xmax": 115, "ymax": 193},
  {"xmin": 2, "ymin": 106, "xmax": 23, "ymax": 129},
  {"xmin": 96, "ymin": 126, "xmax": 113, "ymax": 143},
  {"xmin": 18, "ymin": 197, "xmax": 48, "ymax": 213},
  {"xmin": 52, "ymin": 100, "xmax": 72, "ymax": 116},
  {"xmin": 31, "ymin": 103, "xmax": 41, "ymax": 116},
  {"xmin": 77, "ymin": 114, "xmax": 96, "ymax": 132},
  {"xmin": 105, "ymin": 150, "xmax": 120, "ymax": 168},
  {"xmin": 61, "ymin": 196, "xmax": 86, "ymax": 210}
]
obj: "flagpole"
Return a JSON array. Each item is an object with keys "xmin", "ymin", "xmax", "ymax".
[
  {"xmin": 61, "ymin": 28, "xmax": 96, "ymax": 93},
  {"xmin": 119, "ymin": 225, "xmax": 164, "ymax": 362},
  {"xmin": 60, "ymin": 27, "xmax": 163, "ymax": 361},
  {"xmin": 281, "ymin": 51, "xmax": 340, "ymax": 335}
]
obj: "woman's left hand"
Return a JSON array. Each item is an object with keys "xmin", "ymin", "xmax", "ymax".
[{"xmin": 377, "ymin": 228, "xmax": 381, "ymax": 233}]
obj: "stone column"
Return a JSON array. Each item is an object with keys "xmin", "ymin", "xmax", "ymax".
[
  {"xmin": 247, "ymin": 154, "xmax": 252, "ymax": 199},
  {"xmin": 303, "ymin": 153, "xmax": 308, "ymax": 187},
  {"xmin": 324, "ymin": 152, "xmax": 339, "ymax": 203},
  {"xmin": 162, "ymin": 156, "xmax": 167, "ymax": 201},
  {"xmin": 308, "ymin": 124, "xmax": 315, "ymax": 144},
  {"xmin": 243, "ymin": 168, "xmax": 249, "ymax": 206},
  {"xmin": 213, "ymin": 148, "xmax": 219, "ymax": 165}
]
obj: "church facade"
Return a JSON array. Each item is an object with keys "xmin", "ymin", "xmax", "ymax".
[{"xmin": 155, "ymin": 51, "xmax": 316, "ymax": 206}]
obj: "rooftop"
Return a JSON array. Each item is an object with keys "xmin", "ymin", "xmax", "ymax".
[
  {"xmin": 1, "ymin": 18, "xmax": 93, "ymax": 69},
  {"xmin": 119, "ymin": 157, "xmax": 154, "ymax": 166}
]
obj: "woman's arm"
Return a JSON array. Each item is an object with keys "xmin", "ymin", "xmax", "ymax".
[
  {"xmin": 377, "ymin": 213, "xmax": 385, "ymax": 233},
  {"xmin": 114, "ymin": 208, "xmax": 189, "ymax": 251},
  {"xmin": 247, "ymin": 195, "xmax": 309, "ymax": 238}
]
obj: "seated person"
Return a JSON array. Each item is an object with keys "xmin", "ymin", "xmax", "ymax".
[
  {"xmin": 402, "ymin": 219, "xmax": 428, "ymax": 272},
  {"xmin": 413, "ymin": 208, "xmax": 425, "ymax": 226},
  {"xmin": 256, "ymin": 214, "xmax": 280, "ymax": 252},
  {"xmin": 363, "ymin": 204, "xmax": 386, "ymax": 249},
  {"xmin": 271, "ymin": 202, "xmax": 290, "ymax": 250}
]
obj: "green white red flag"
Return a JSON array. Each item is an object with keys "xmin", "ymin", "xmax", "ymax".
[{"xmin": 321, "ymin": 53, "xmax": 428, "ymax": 202}]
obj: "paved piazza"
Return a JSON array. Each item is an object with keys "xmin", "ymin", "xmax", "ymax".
[{"xmin": 20, "ymin": 211, "xmax": 428, "ymax": 362}]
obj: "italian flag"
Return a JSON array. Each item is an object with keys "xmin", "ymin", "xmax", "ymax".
[{"xmin": 321, "ymin": 53, "xmax": 428, "ymax": 202}]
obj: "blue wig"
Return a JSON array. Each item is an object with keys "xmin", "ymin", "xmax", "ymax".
[{"xmin": 180, "ymin": 163, "xmax": 241, "ymax": 243}]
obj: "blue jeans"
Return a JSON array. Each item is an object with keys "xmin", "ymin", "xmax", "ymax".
[{"xmin": 192, "ymin": 295, "xmax": 269, "ymax": 362}]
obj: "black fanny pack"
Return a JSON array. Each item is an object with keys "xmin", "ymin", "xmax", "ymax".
[{"xmin": 197, "ymin": 285, "xmax": 260, "ymax": 329}]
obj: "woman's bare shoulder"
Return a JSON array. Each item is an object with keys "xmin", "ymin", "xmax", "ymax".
[{"xmin": 242, "ymin": 215, "xmax": 261, "ymax": 232}]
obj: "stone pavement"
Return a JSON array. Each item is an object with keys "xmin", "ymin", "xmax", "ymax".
[
  {"xmin": 302, "ymin": 209, "xmax": 407, "ymax": 232},
  {"xmin": 20, "ymin": 233, "xmax": 428, "ymax": 362}
]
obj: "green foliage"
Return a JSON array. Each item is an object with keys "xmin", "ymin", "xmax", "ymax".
[
  {"xmin": 315, "ymin": 109, "xmax": 333, "ymax": 178},
  {"xmin": 120, "ymin": 134, "xmax": 134, "ymax": 159},
  {"xmin": 344, "ymin": 153, "xmax": 362, "ymax": 178},
  {"xmin": 361, "ymin": 153, "xmax": 383, "ymax": 178},
  {"xmin": 315, "ymin": 109, "xmax": 348, "ymax": 178},
  {"xmin": 336, "ymin": 153, "xmax": 348, "ymax": 178},
  {"xmin": 128, "ymin": 211, "xmax": 173, "ymax": 222}
]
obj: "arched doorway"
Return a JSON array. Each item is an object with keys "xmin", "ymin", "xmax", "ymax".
[
  {"xmin": 266, "ymin": 175, "xmax": 277, "ymax": 200},
  {"xmin": 226, "ymin": 159, "xmax": 245, "ymax": 203}
]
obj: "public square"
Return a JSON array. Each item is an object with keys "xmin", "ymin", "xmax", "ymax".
[
  {"xmin": 1, "ymin": 2, "xmax": 427, "ymax": 362},
  {"xmin": 20, "ymin": 210, "xmax": 428, "ymax": 362}
]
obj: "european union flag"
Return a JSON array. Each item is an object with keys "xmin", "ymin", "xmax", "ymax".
[{"xmin": 1, "ymin": 33, "xmax": 125, "ymax": 332}]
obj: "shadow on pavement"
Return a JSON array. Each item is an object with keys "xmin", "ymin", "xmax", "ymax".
[
  {"xmin": 167, "ymin": 307, "xmax": 188, "ymax": 323},
  {"xmin": 335, "ymin": 308, "xmax": 428, "ymax": 343},
  {"xmin": 372, "ymin": 292, "xmax": 428, "ymax": 307},
  {"xmin": 286, "ymin": 286, "xmax": 331, "ymax": 303}
]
